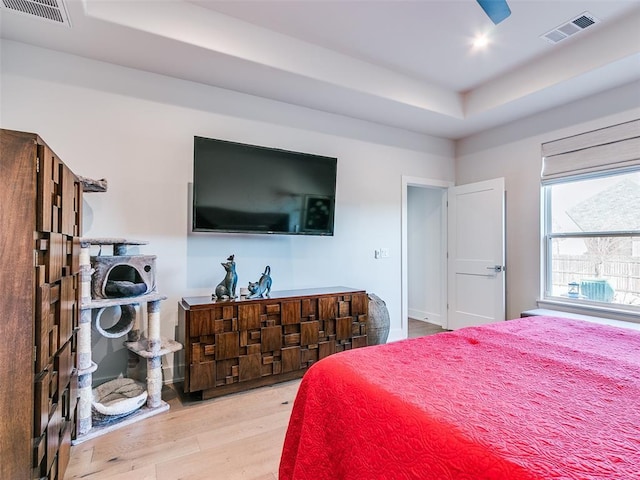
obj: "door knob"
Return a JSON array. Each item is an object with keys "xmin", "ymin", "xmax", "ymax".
[{"xmin": 486, "ymin": 265, "xmax": 504, "ymax": 272}]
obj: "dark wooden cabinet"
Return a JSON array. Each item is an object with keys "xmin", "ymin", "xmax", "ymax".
[
  {"xmin": 179, "ymin": 287, "xmax": 368, "ymax": 399},
  {"xmin": 1, "ymin": 129, "xmax": 82, "ymax": 480}
]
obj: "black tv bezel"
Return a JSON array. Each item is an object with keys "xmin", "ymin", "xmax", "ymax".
[{"xmin": 192, "ymin": 136, "xmax": 337, "ymax": 236}]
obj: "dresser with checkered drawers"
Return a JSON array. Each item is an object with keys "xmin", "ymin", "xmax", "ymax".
[{"xmin": 179, "ymin": 287, "xmax": 368, "ymax": 399}]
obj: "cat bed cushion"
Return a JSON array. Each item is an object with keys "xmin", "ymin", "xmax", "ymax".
[
  {"xmin": 105, "ymin": 280, "xmax": 148, "ymax": 297},
  {"xmin": 92, "ymin": 377, "xmax": 147, "ymax": 416}
]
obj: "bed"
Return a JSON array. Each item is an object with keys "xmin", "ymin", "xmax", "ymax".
[{"xmin": 279, "ymin": 316, "xmax": 640, "ymax": 479}]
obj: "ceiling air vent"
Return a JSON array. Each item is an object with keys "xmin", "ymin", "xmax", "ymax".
[
  {"xmin": 0, "ymin": 0, "xmax": 71, "ymax": 27},
  {"xmin": 540, "ymin": 11, "xmax": 599, "ymax": 44}
]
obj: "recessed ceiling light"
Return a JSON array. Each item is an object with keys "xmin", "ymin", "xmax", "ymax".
[{"xmin": 472, "ymin": 33, "xmax": 490, "ymax": 49}]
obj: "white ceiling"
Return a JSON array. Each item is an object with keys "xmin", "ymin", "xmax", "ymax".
[{"xmin": 1, "ymin": 0, "xmax": 639, "ymax": 139}]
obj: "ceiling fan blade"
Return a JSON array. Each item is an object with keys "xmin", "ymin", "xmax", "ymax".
[{"xmin": 476, "ymin": 0, "xmax": 512, "ymax": 25}]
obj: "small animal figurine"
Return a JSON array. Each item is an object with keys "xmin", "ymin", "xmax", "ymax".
[
  {"xmin": 214, "ymin": 255, "xmax": 238, "ymax": 300},
  {"xmin": 247, "ymin": 266, "xmax": 272, "ymax": 298}
]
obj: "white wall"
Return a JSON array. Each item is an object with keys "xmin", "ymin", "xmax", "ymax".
[
  {"xmin": 407, "ymin": 186, "xmax": 444, "ymax": 325},
  {"xmin": 456, "ymin": 81, "xmax": 640, "ymax": 320},
  {"xmin": 1, "ymin": 40, "xmax": 455, "ymax": 383}
]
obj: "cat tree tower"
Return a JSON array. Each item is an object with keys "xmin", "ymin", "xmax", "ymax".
[{"xmin": 74, "ymin": 179, "xmax": 181, "ymax": 443}]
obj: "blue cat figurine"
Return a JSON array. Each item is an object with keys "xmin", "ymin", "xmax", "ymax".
[
  {"xmin": 214, "ymin": 255, "xmax": 238, "ymax": 300},
  {"xmin": 247, "ymin": 266, "xmax": 272, "ymax": 298}
]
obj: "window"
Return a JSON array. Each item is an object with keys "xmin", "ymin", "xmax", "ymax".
[
  {"xmin": 542, "ymin": 169, "xmax": 640, "ymax": 311},
  {"xmin": 540, "ymin": 119, "xmax": 640, "ymax": 314}
]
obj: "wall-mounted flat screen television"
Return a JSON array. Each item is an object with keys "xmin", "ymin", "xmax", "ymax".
[{"xmin": 193, "ymin": 136, "xmax": 337, "ymax": 235}]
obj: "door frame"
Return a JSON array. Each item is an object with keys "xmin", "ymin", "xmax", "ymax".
[{"xmin": 401, "ymin": 176, "xmax": 453, "ymax": 338}]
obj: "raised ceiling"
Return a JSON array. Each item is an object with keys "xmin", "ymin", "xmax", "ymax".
[{"xmin": 1, "ymin": 0, "xmax": 639, "ymax": 139}]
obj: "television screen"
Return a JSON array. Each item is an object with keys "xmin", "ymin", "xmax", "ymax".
[{"xmin": 193, "ymin": 136, "xmax": 337, "ymax": 235}]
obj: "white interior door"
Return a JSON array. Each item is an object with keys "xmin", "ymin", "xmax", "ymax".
[{"xmin": 447, "ymin": 178, "xmax": 505, "ymax": 330}]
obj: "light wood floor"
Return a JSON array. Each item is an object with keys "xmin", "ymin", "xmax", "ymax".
[
  {"xmin": 67, "ymin": 380, "xmax": 299, "ymax": 480},
  {"xmin": 67, "ymin": 320, "xmax": 446, "ymax": 480},
  {"xmin": 408, "ymin": 318, "xmax": 448, "ymax": 338}
]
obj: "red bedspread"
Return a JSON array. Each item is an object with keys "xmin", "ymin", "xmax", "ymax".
[{"xmin": 279, "ymin": 317, "xmax": 640, "ymax": 479}]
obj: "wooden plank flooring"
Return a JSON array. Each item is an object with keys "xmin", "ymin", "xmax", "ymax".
[
  {"xmin": 66, "ymin": 381, "xmax": 299, "ymax": 480},
  {"xmin": 67, "ymin": 320, "xmax": 445, "ymax": 479},
  {"xmin": 408, "ymin": 318, "xmax": 448, "ymax": 338}
]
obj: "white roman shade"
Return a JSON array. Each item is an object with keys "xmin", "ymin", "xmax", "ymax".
[{"xmin": 541, "ymin": 119, "xmax": 640, "ymax": 183}]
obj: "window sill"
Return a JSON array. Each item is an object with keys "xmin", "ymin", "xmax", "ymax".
[{"xmin": 537, "ymin": 298, "xmax": 640, "ymax": 325}]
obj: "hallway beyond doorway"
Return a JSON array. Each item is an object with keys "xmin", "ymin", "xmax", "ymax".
[{"xmin": 408, "ymin": 319, "xmax": 448, "ymax": 338}]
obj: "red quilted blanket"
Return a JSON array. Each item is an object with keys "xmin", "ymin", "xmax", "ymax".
[{"xmin": 279, "ymin": 317, "xmax": 640, "ymax": 479}]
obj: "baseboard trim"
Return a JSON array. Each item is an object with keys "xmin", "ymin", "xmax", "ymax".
[
  {"xmin": 161, "ymin": 365, "xmax": 183, "ymax": 385},
  {"xmin": 408, "ymin": 309, "xmax": 442, "ymax": 326}
]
